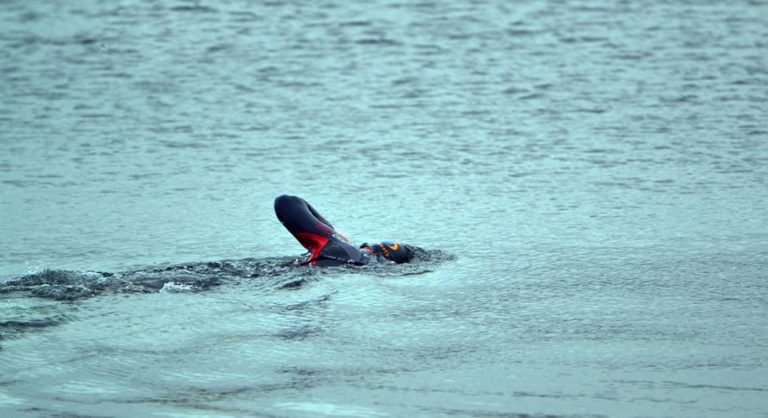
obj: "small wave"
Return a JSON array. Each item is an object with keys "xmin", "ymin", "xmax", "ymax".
[
  {"xmin": 355, "ymin": 38, "xmax": 402, "ymax": 46},
  {"xmin": 0, "ymin": 316, "xmax": 71, "ymax": 342},
  {"xmin": 169, "ymin": 5, "xmax": 217, "ymax": 13}
]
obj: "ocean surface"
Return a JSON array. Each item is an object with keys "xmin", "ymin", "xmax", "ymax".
[{"xmin": 1, "ymin": 0, "xmax": 767, "ymax": 417}]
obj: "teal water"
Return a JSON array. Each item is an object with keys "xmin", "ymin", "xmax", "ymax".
[{"xmin": 1, "ymin": 0, "xmax": 767, "ymax": 417}]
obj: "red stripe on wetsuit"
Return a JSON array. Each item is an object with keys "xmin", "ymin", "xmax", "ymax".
[{"xmin": 295, "ymin": 223, "xmax": 335, "ymax": 266}]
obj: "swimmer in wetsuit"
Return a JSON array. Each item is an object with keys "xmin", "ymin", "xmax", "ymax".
[{"xmin": 274, "ymin": 195, "xmax": 413, "ymax": 267}]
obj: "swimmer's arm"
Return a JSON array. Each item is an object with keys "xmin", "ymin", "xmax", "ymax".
[
  {"xmin": 335, "ymin": 231, "xmax": 350, "ymax": 243},
  {"xmin": 305, "ymin": 200, "xmax": 350, "ymax": 243},
  {"xmin": 306, "ymin": 201, "xmax": 334, "ymax": 229}
]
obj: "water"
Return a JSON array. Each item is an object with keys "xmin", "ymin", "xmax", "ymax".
[{"xmin": 1, "ymin": 0, "xmax": 767, "ymax": 416}]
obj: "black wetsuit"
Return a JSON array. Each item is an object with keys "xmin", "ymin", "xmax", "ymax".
[{"xmin": 274, "ymin": 195, "xmax": 370, "ymax": 267}]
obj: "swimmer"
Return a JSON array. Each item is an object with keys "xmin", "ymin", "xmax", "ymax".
[{"xmin": 274, "ymin": 194, "xmax": 413, "ymax": 266}]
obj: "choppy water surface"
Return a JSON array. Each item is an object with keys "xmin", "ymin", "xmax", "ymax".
[{"xmin": 1, "ymin": 0, "xmax": 767, "ymax": 417}]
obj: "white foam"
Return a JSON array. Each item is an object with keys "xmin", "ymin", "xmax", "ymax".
[{"xmin": 159, "ymin": 281, "xmax": 196, "ymax": 293}]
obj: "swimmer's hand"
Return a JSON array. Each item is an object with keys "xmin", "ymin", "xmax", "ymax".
[{"xmin": 334, "ymin": 231, "xmax": 350, "ymax": 243}]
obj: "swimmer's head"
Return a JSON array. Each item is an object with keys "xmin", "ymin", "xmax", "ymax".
[{"xmin": 360, "ymin": 241, "xmax": 413, "ymax": 264}]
